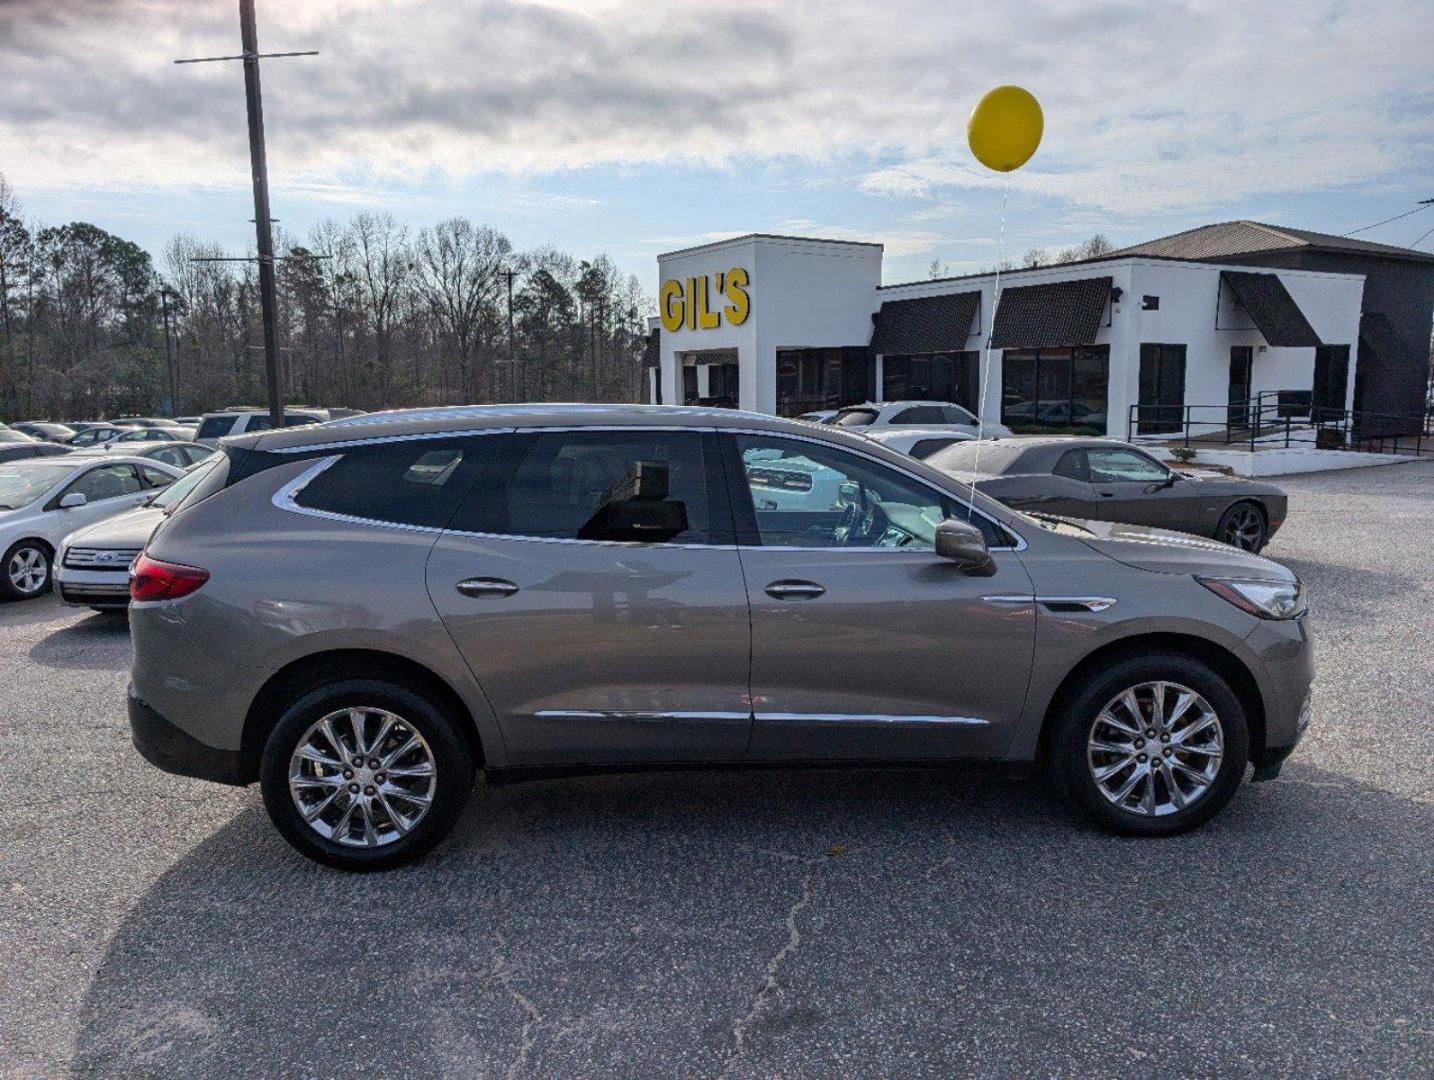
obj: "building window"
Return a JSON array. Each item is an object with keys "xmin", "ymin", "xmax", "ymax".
[
  {"xmin": 776, "ymin": 348, "xmax": 873, "ymax": 418},
  {"xmin": 882, "ymin": 352, "xmax": 979, "ymax": 410},
  {"xmin": 1000, "ymin": 346, "xmax": 1109, "ymax": 433},
  {"xmin": 1312, "ymin": 345, "xmax": 1350, "ymax": 420},
  {"xmin": 1137, "ymin": 343, "xmax": 1187, "ymax": 435}
]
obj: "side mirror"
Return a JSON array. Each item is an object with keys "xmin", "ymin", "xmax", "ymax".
[
  {"xmin": 59, "ymin": 492, "xmax": 88, "ymax": 509},
  {"xmin": 935, "ymin": 518, "xmax": 997, "ymax": 576}
]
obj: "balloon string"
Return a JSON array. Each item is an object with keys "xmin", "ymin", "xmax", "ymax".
[{"xmin": 967, "ymin": 174, "xmax": 1009, "ymax": 515}]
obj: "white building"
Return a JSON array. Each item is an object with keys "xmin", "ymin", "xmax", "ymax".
[{"xmin": 648, "ymin": 233, "xmax": 1367, "ymax": 439}]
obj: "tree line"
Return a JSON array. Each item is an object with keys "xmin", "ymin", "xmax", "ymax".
[{"xmin": 0, "ymin": 173, "xmax": 653, "ymax": 421}]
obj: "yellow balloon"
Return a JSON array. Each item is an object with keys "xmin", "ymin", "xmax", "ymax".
[{"xmin": 968, "ymin": 85, "xmax": 1044, "ymax": 172}]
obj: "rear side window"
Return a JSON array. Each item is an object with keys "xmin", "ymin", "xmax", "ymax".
[
  {"xmin": 140, "ymin": 465, "xmax": 176, "ymax": 489},
  {"xmin": 294, "ymin": 439, "xmax": 478, "ymax": 529},
  {"xmin": 450, "ymin": 430, "xmax": 714, "ymax": 544},
  {"xmin": 1053, "ymin": 450, "xmax": 1088, "ymax": 480},
  {"xmin": 197, "ymin": 416, "xmax": 237, "ymax": 441},
  {"xmin": 908, "ymin": 438, "xmax": 961, "ymax": 460},
  {"xmin": 890, "ymin": 406, "xmax": 945, "ymax": 425}
]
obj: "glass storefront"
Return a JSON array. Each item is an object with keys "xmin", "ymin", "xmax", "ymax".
[
  {"xmin": 1001, "ymin": 346, "xmax": 1109, "ymax": 434},
  {"xmin": 775, "ymin": 348, "xmax": 874, "ymax": 417},
  {"xmin": 881, "ymin": 352, "xmax": 979, "ymax": 410}
]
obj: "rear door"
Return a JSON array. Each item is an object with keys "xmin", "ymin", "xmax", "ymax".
[
  {"xmin": 427, "ymin": 428, "xmax": 753, "ymax": 766},
  {"xmin": 726, "ymin": 431, "xmax": 1034, "ymax": 760}
]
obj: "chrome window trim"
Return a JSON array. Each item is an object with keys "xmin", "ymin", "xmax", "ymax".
[
  {"xmin": 725, "ymin": 426, "xmax": 1027, "ymax": 552},
  {"xmin": 266, "ymin": 421, "xmax": 1026, "ymax": 553}
]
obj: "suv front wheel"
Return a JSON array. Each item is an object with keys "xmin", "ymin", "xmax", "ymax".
[
  {"xmin": 1050, "ymin": 653, "xmax": 1250, "ymax": 835},
  {"xmin": 259, "ymin": 678, "xmax": 474, "ymax": 870}
]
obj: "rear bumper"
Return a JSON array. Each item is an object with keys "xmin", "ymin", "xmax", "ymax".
[{"xmin": 128, "ymin": 683, "xmax": 246, "ymax": 786}]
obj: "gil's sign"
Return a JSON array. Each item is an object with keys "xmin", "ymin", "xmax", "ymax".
[{"xmin": 659, "ymin": 268, "xmax": 750, "ymax": 332}]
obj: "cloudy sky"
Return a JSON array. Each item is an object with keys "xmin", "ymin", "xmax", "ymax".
[{"xmin": 3, "ymin": 0, "xmax": 1432, "ymax": 291}]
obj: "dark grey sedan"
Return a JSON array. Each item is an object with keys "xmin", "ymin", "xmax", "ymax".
[{"xmin": 926, "ymin": 437, "xmax": 1285, "ymax": 552}]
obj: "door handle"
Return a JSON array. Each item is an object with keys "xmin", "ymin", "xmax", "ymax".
[
  {"xmin": 765, "ymin": 580, "xmax": 825, "ymax": 600},
  {"xmin": 1098, "ymin": 490, "xmax": 1116, "ymax": 498},
  {"xmin": 455, "ymin": 577, "xmax": 519, "ymax": 598}
]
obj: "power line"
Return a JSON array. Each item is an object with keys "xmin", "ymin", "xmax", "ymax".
[
  {"xmin": 1340, "ymin": 199, "xmax": 1434, "ymax": 237},
  {"xmin": 1410, "ymin": 223, "xmax": 1434, "ymax": 249}
]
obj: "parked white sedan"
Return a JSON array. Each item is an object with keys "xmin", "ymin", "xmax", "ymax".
[
  {"xmin": 828, "ymin": 400, "xmax": 1015, "ymax": 439},
  {"xmin": 859, "ymin": 427, "xmax": 975, "ymax": 460},
  {"xmin": 0, "ymin": 455, "xmax": 185, "ymax": 601}
]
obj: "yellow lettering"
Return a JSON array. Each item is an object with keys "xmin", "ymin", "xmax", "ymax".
[
  {"xmin": 659, "ymin": 279, "xmax": 684, "ymax": 332},
  {"xmin": 685, "ymin": 277, "xmax": 698, "ymax": 331},
  {"xmin": 724, "ymin": 267, "xmax": 750, "ymax": 325},
  {"xmin": 697, "ymin": 275, "xmax": 720, "ymax": 329}
]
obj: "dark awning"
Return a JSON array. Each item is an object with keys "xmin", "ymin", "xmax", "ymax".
[
  {"xmin": 989, "ymin": 276, "xmax": 1112, "ymax": 350},
  {"xmin": 870, "ymin": 291, "xmax": 980, "ymax": 355},
  {"xmin": 1220, "ymin": 271, "xmax": 1321, "ymax": 348}
]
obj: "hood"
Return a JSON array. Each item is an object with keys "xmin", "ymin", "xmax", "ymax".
[
  {"xmin": 1037, "ymin": 515, "xmax": 1296, "ymax": 581},
  {"xmin": 1176, "ymin": 472, "xmax": 1285, "ymax": 498},
  {"xmin": 64, "ymin": 505, "xmax": 165, "ymax": 550}
]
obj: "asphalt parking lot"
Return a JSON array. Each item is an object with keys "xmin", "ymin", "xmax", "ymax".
[{"xmin": 3, "ymin": 459, "xmax": 1432, "ymax": 1079}]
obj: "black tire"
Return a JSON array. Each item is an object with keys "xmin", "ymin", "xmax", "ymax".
[
  {"xmin": 1, "ymin": 539, "xmax": 53, "ymax": 602},
  {"xmin": 260, "ymin": 678, "xmax": 474, "ymax": 871},
  {"xmin": 1049, "ymin": 652, "xmax": 1249, "ymax": 836},
  {"xmin": 1215, "ymin": 501, "xmax": 1267, "ymax": 552}
]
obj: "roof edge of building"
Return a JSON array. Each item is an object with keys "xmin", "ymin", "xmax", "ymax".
[{"xmin": 658, "ymin": 232, "xmax": 883, "ymax": 260}]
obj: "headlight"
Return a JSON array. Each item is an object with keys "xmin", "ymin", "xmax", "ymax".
[{"xmin": 1197, "ymin": 576, "xmax": 1306, "ymax": 620}]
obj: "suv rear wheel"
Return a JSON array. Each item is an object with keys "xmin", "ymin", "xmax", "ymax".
[
  {"xmin": 259, "ymin": 678, "xmax": 474, "ymax": 870},
  {"xmin": 1050, "ymin": 653, "xmax": 1249, "ymax": 836}
]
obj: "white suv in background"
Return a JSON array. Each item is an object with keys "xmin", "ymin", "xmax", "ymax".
[
  {"xmin": 195, "ymin": 408, "xmax": 329, "ymax": 446},
  {"xmin": 828, "ymin": 400, "xmax": 1014, "ymax": 439}
]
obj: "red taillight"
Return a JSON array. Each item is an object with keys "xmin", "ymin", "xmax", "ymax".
[{"xmin": 130, "ymin": 553, "xmax": 209, "ymax": 603}]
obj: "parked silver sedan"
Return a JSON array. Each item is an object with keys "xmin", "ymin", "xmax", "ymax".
[{"xmin": 127, "ymin": 405, "xmax": 1312, "ymax": 870}]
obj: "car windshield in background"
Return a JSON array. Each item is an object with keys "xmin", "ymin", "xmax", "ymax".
[
  {"xmin": 925, "ymin": 440, "xmax": 1025, "ymax": 474},
  {"xmin": 831, "ymin": 408, "xmax": 878, "ymax": 427},
  {"xmin": 0, "ymin": 462, "xmax": 74, "ymax": 509},
  {"xmin": 151, "ymin": 456, "xmax": 222, "ymax": 510},
  {"xmin": 196, "ymin": 416, "xmax": 237, "ymax": 441}
]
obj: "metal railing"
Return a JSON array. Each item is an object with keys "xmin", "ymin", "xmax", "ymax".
[{"xmin": 1126, "ymin": 397, "xmax": 1432, "ymax": 457}]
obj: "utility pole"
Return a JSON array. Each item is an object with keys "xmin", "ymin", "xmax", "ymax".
[
  {"xmin": 159, "ymin": 285, "xmax": 178, "ymax": 415},
  {"xmin": 176, "ymin": 1, "xmax": 316, "ymax": 428},
  {"xmin": 500, "ymin": 268, "xmax": 518, "ymax": 402}
]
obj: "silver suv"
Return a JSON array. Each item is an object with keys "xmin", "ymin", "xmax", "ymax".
[{"xmin": 128, "ymin": 405, "xmax": 1312, "ymax": 870}]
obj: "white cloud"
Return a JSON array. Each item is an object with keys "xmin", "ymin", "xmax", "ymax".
[{"xmin": 0, "ymin": 0, "xmax": 1429, "ymax": 219}]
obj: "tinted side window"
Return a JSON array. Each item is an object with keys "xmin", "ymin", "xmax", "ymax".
[
  {"xmin": 891, "ymin": 406, "xmax": 944, "ymax": 425},
  {"xmin": 284, "ymin": 415, "xmax": 319, "ymax": 427},
  {"xmin": 197, "ymin": 416, "xmax": 236, "ymax": 441},
  {"xmin": 140, "ymin": 465, "xmax": 176, "ymax": 489},
  {"xmin": 733, "ymin": 434, "xmax": 1007, "ymax": 548},
  {"xmin": 908, "ymin": 438, "xmax": 961, "ymax": 460},
  {"xmin": 452, "ymin": 431, "xmax": 713, "ymax": 544},
  {"xmin": 1087, "ymin": 448, "xmax": 1168, "ymax": 483},
  {"xmin": 69, "ymin": 464, "xmax": 142, "ymax": 502},
  {"xmin": 1053, "ymin": 450, "xmax": 1088, "ymax": 480},
  {"xmin": 294, "ymin": 439, "xmax": 479, "ymax": 529},
  {"xmin": 939, "ymin": 405, "xmax": 978, "ymax": 425}
]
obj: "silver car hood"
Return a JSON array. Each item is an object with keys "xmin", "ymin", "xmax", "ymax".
[
  {"xmin": 1034, "ymin": 515, "xmax": 1296, "ymax": 581},
  {"xmin": 64, "ymin": 505, "xmax": 165, "ymax": 549}
]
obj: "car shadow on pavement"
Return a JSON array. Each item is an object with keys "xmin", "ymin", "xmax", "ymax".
[
  {"xmin": 28, "ymin": 612, "xmax": 131, "ymax": 671},
  {"xmin": 68, "ymin": 763, "xmax": 1430, "ymax": 1079}
]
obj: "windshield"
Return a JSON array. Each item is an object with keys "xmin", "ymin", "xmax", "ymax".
[
  {"xmin": 0, "ymin": 462, "xmax": 76, "ymax": 510},
  {"xmin": 831, "ymin": 408, "xmax": 878, "ymax": 427},
  {"xmin": 151, "ymin": 456, "xmax": 221, "ymax": 510}
]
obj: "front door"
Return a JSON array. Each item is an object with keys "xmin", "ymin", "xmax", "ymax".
[
  {"xmin": 1228, "ymin": 346, "xmax": 1252, "ymax": 428},
  {"xmin": 1138, "ymin": 343, "xmax": 1187, "ymax": 435},
  {"xmin": 1312, "ymin": 345, "xmax": 1350, "ymax": 421},
  {"xmin": 427, "ymin": 429, "xmax": 753, "ymax": 765},
  {"xmin": 1083, "ymin": 446, "xmax": 1198, "ymax": 528},
  {"xmin": 50, "ymin": 462, "xmax": 156, "ymax": 530},
  {"xmin": 726, "ymin": 432, "xmax": 1035, "ymax": 760}
]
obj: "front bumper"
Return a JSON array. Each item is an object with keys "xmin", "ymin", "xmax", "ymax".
[
  {"xmin": 128, "ymin": 683, "xmax": 246, "ymax": 786},
  {"xmin": 55, "ymin": 566, "xmax": 131, "ymax": 609}
]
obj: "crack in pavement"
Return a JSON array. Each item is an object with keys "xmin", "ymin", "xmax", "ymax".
[
  {"xmin": 720, "ymin": 854, "xmax": 821, "ymax": 1078},
  {"xmin": 491, "ymin": 928, "xmax": 542, "ymax": 1080}
]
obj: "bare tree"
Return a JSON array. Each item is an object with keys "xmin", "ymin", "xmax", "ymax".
[
  {"xmin": 349, "ymin": 212, "xmax": 411, "ymax": 406},
  {"xmin": 415, "ymin": 218, "xmax": 511, "ymax": 402}
]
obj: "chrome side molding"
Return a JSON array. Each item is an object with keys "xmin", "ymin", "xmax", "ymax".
[{"xmin": 983, "ymin": 595, "xmax": 1117, "ymax": 613}]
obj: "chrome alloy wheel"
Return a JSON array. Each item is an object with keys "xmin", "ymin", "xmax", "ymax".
[
  {"xmin": 288, "ymin": 706, "xmax": 437, "ymax": 847},
  {"xmin": 1086, "ymin": 681, "xmax": 1224, "ymax": 817},
  {"xmin": 8, "ymin": 546, "xmax": 48, "ymax": 595},
  {"xmin": 1220, "ymin": 505, "xmax": 1264, "ymax": 551}
]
